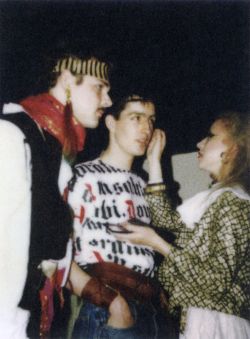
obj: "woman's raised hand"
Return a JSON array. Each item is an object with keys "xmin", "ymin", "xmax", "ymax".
[
  {"xmin": 147, "ymin": 129, "xmax": 166, "ymax": 163},
  {"xmin": 146, "ymin": 129, "xmax": 166, "ymax": 183}
]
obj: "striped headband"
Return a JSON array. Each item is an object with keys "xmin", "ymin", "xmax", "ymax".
[{"xmin": 53, "ymin": 56, "xmax": 110, "ymax": 82}]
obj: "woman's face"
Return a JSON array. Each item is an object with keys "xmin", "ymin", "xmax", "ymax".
[{"xmin": 197, "ymin": 119, "xmax": 234, "ymax": 180}]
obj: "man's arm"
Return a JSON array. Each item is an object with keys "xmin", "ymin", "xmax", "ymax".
[
  {"xmin": 67, "ymin": 261, "xmax": 134, "ymax": 328},
  {"xmin": 0, "ymin": 120, "xmax": 32, "ymax": 337}
]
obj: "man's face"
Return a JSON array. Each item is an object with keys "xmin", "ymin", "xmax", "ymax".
[
  {"xmin": 112, "ymin": 101, "xmax": 156, "ymax": 158},
  {"xmin": 71, "ymin": 75, "xmax": 112, "ymax": 128}
]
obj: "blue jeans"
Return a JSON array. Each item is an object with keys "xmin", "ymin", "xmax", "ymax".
[{"xmin": 72, "ymin": 301, "xmax": 177, "ymax": 339}]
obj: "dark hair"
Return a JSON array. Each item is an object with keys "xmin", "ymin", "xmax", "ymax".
[
  {"xmin": 106, "ymin": 93, "xmax": 155, "ymax": 120},
  {"xmin": 218, "ymin": 111, "xmax": 250, "ymax": 194}
]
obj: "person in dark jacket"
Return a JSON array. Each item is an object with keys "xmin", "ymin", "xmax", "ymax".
[{"xmin": 0, "ymin": 52, "xmax": 112, "ymax": 339}]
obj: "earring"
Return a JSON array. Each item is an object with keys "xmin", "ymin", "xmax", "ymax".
[
  {"xmin": 220, "ymin": 152, "xmax": 228, "ymax": 164},
  {"xmin": 63, "ymin": 86, "xmax": 77, "ymax": 163},
  {"xmin": 65, "ymin": 87, "xmax": 71, "ymax": 104}
]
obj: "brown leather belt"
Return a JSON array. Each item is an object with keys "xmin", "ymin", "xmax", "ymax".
[{"xmin": 86, "ymin": 262, "xmax": 160, "ymax": 304}]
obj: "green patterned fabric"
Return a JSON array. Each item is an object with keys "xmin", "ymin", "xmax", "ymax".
[{"xmin": 145, "ymin": 190, "xmax": 250, "ymax": 329}]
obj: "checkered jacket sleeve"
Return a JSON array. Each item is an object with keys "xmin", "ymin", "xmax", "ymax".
[{"xmin": 145, "ymin": 191, "xmax": 195, "ymax": 245}]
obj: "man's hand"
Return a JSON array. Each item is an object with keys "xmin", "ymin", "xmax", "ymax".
[{"xmin": 107, "ymin": 294, "xmax": 134, "ymax": 329}]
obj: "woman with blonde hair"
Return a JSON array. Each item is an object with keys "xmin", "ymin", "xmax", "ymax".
[{"xmin": 115, "ymin": 112, "xmax": 250, "ymax": 339}]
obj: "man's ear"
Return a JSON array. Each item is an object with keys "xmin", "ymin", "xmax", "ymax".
[
  {"xmin": 59, "ymin": 69, "xmax": 75, "ymax": 90},
  {"xmin": 105, "ymin": 115, "xmax": 116, "ymax": 132}
]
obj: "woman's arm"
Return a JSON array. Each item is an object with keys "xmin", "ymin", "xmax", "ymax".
[
  {"xmin": 159, "ymin": 193, "xmax": 250, "ymax": 311},
  {"xmin": 145, "ymin": 129, "xmax": 191, "ymax": 237},
  {"xmin": 118, "ymin": 193, "xmax": 250, "ymax": 304},
  {"xmin": 145, "ymin": 189, "xmax": 196, "ymax": 248}
]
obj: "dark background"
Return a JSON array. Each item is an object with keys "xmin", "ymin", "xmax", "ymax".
[{"xmin": 1, "ymin": 0, "xmax": 249, "ymax": 156}]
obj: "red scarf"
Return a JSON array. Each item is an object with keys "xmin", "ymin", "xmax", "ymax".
[{"xmin": 20, "ymin": 93, "xmax": 86, "ymax": 162}]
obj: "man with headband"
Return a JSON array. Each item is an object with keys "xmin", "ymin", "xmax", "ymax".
[{"xmin": 0, "ymin": 52, "xmax": 112, "ymax": 338}]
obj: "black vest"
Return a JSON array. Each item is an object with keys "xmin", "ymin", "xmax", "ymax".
[{"xmin": 1, "ymin": 112, "xmax": 72, "ymax": 310}]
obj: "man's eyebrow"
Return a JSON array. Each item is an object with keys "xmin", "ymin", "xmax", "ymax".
[
  {"xmin": 128, "ymin": 111, "xmax": 156, "ymax": 118},
  {"xmin": 99, "ymin": 79, "xmax": 110, "ymax": 88}
]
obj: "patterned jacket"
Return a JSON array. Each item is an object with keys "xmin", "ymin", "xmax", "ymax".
[{"xmin": 145, "ymin": 187, "xmax": 250, "ymax": 326}]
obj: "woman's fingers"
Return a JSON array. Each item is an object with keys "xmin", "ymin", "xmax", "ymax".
[
  {"xmin": 113, "ymin": 223, "xmax": 157, "ymax": 247},
  {"xmin": 147, "ymin": 129, "xmax": 166, "ymax": 160}
]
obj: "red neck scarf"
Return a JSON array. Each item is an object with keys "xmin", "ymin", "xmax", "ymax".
[{"xmin": 20, "ymin": 93, "xmax": 86, "ymax": 162}]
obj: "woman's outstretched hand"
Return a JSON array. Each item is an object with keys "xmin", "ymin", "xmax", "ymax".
[
  {"xmin": 114, "ymin": 223, "xmax": 158, "ymax": 247},
  {"xmin": 114, "ymin": 222, "xmax": 173, "ymax": 257}
]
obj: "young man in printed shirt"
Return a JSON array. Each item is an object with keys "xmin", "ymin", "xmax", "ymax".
[{"xmin": 66, "ymin": 94, "xmax": 178, "ymax": 339}]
